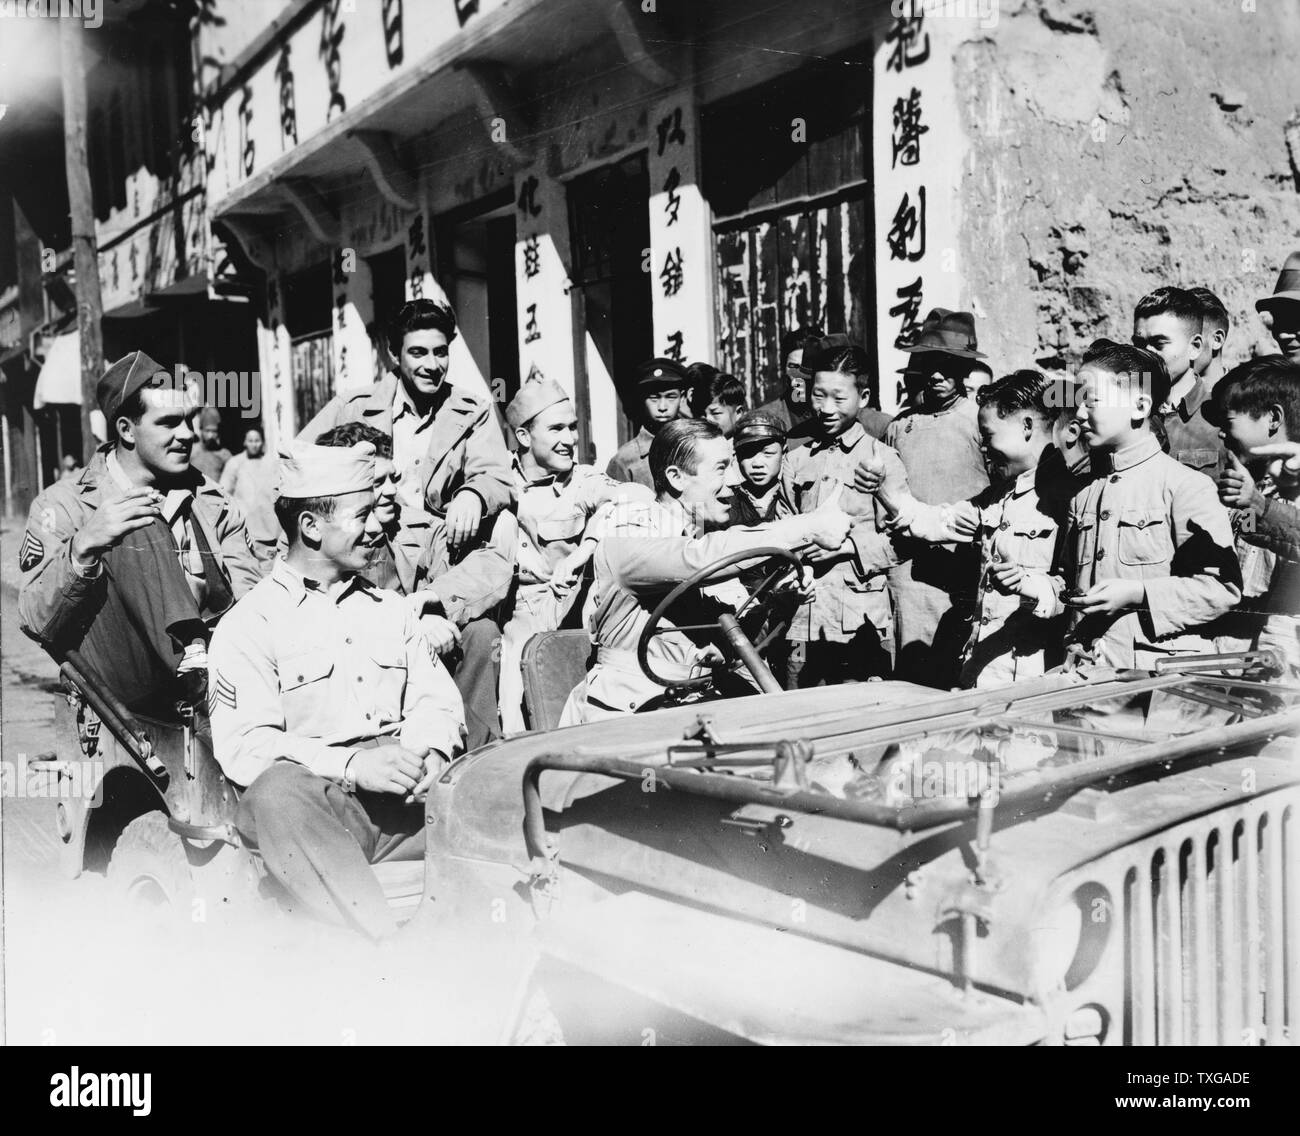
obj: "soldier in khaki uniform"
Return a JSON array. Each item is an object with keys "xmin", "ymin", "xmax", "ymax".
[
  {"xmin": 565, "ymin": 419, "xmax": 853, "ymax": 722},
  {"xmin": 606, "ymin": 358, "xmax": 688, "ymax": 488},
  {"xmin": 498, "ymin": 378, "xmax": 651, "ymax": 734},
  {"xmin": 777, "ymin": 338, "xmax": 906, "ymax": 687},
  {"xmin": 18, "ymin": 351, "xmax": 260, "ymax": 712},
  {"xmin": 300, "ymin": 298, "xmax": 515, "ymax": 748},
  {"xmin": 208, "ymin": 442, "xmax": 464, "ymax": 941}
]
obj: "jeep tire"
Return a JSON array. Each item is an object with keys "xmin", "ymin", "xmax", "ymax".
[{"xmin": 108, "ymin": 812, "xmax": 195, "ymax": 910}]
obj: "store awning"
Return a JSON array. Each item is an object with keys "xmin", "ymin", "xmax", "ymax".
[{"xmin": 34, "ymin": 331, "xmax": 81, "ymax": 408}]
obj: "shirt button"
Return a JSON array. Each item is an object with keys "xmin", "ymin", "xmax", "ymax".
[
  {"xmin": 296, "ymin": 674, "xmax": 304, "ymax": 682},
  {"xmin": 981, "ymin": 615, "xmax": 990, "ymax": 625},
  {"xmin": 345, "ymin": 637, "xmax": 353, "ymax": 645},
  {"xmin": 1109, "ymin": 474, "xmax": 1120, "ymax": 483},
  {"xmin": 1096, "ymin": 548, "xmax": 1106, "ymax": 559},
  {"xmin": 356, "ymin": 676, "xmax": 363, "ymax": 683},
  {"xmin": 998, "ymin": 521, "xmax": 1009, "ymax": 531},
  {"xmin": 1100, "ymin": 510, "xmax": 1110, "ymax": 521}
]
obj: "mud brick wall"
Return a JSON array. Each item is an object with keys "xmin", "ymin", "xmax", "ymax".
[{"xmin": 953, "ymin": 0, "xmax": 1300, "ymax": 374}]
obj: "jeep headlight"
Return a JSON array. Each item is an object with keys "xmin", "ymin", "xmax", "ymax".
[{"xmin": 1029, "ymin": 883, "xmax": 1112, "ymax": 995}]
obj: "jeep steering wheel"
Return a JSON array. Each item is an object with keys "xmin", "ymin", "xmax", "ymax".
[{"xmin": 636, "ymin": 547, "xmax": 802, "ymax": 698}]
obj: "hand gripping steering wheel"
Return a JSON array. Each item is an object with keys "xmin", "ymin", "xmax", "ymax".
[{"xmin": 636, "ymin": 546, "xmax": 803, "ymax": 700}]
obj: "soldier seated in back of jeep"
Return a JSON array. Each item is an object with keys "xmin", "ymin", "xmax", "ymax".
[{"xmin": 18, "ymin": 352, "xmax": 261, "ymax": 715}]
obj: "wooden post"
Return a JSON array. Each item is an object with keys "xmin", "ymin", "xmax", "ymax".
[{"xmin": 60, "ymin": 21, "xmax": 104, "ymax": 463}]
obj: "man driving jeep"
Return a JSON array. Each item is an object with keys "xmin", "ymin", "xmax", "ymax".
[{"xmin": 561, "ymin": 418, "xmax": 853, "ymax": 722}]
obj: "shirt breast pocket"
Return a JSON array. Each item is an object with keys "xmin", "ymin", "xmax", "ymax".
[
  {"xmin": 1176, "ymin": 448, "xmax": 1219, "ymax": 475},
  {"xmin": 1117, "ymin": 508, "xmax": 1170, "ymax": 566},
  {"xmin": 536, "ymin": 511, "xmax": 586, "ymax": 546},
  {"xmin": 366, "ymin": 647, "xmax": 407, "ymax": 722},
  {"xmin": 280, "ymin": 651, "xmax": 334, "ymax": 723},
  {"xmin": 1009, "ymin": 525, "xmax": 1056, "ymax": 570}
]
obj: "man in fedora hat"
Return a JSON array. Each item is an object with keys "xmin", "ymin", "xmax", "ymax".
[
  {"xmin": 18, "ymin": 352, "xmax": 261, "ymax": 712},
  {"xmin": 497, "ymin": 377, "xmax": 650, "ymax": 733},
  {"xmin": 880, "ymin": 308, "xmax": 990, "ymax": 689},
  {"xmin": 1256, "ymin": 252, "xmax": 1300, "ymax": 365},
  {"xmin": 208, "ymin": 442, "xmax": 465, "ymax": 941}
]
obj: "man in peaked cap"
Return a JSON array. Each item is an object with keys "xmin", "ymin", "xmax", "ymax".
[
  {"xmin": 1256, "ymin": 252, "xmax": 1300, "ymax": 365},
  {"xmin": 879, "ymin": 308, "xmax": 990, "ymax": 689},
  {"xmin": 606, "ymin": 357, "xmax": 690, "ymax": 488},
  {"xmin": 18, "ymin": 351, "xmax": 261, "ymax": 712},
  {"xmin": 497, "ymin": 378, "xmax": 650, "ymax": 733},
  {"xmin": 208, "ymin": 442, "xmax": 465, "ymax": 941}
]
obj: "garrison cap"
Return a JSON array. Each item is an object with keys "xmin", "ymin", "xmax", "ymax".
[
  {"xmin": 634, "ymin": 357, "xmax": 689, "ymax": 392},
  {"xmin": 277, "ymin": 442, "xmax": 376, "ymax": 499},
  {"xmin": 505, "ymin": 377, "xmax": 571, "ymax": 430},
  {"xmin": 96, "ymin": 351, "xmax": 173, "ymax": 424}
]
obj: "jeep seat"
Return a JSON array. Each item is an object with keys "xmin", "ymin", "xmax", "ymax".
[{"xmin": 521, "ymin": 629, "xmax": 595, "ymax": 732}]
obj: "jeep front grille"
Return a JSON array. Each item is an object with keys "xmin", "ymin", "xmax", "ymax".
[{"xmin": 1119, "ymin": 799, "xmax": 1295, "ymax": 1045}]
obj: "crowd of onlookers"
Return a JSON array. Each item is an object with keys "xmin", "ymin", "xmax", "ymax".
[{"xmin": 19, "ymin": 254, "xmax": 1300, "ymax": 939}]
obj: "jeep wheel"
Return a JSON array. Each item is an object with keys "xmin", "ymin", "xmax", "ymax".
[{"xmin": 108, "ymin": 812, "xmax": 194, "ymax": 910}]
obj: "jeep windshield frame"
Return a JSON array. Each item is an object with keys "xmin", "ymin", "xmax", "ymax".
[{"xmin": 521, "ymin": 661, "xmax": 1300, "ymax": 860}]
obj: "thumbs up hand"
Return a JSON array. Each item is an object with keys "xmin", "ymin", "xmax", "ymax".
[
  {"xmin": 802, "ymin": 484, "xmax": 852, "ymax": 550},
  {"xmin": 1218, "ymin": 449, "xmax": 1259, "ymax": 510},
  {"xmin": 853, "ymin": 456, "xmax": 887, "ymax": 495}
]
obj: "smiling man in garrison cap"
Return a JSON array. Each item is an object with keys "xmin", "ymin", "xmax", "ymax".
[
  {"xmin": 497, "ymin": 377, "xmax": 650, "ymax": 734},
  {"xmin": 18, "ymin": 351, "xmax": 260, "ymax": 713},
  {"xmin": 208, "ymin": 442, "xmax": 465, "ymax": 941}
]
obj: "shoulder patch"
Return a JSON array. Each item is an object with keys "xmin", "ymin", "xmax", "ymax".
[
  {"xmin": 19, "ymin": 530, "xmax": 45, "ymax": 571},
  {"xmin": 209, "ymin": 672, "xmax": 238, "ymax": 713}
]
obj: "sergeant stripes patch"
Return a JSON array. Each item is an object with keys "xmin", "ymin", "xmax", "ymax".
[
  {"xmin": 209, "ymin": 672, "xmax": 237, "ymax": 713},
  {"xmin": 19, "ymin": 530, "xmax": 44, "ymax": 571}
]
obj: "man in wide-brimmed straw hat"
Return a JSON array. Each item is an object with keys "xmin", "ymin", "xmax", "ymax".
[
  {"xmin": 1256, "ymin": 251, "xmax": 1300, "ymax": 364},
  {"xmin": 879, "ymin": 308, "xmax": 991, "ymax": 690}
]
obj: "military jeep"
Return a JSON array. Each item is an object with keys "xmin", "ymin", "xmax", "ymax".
[{"xmin": 38, "ymin": 546, "xmax": 1300, "ymax": 1046}]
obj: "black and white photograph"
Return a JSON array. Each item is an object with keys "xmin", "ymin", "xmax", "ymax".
[{"xmin": 0, "ymin": 0, "xmax": 1296, "ymax": 1073}]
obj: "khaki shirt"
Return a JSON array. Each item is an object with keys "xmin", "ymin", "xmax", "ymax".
[
  {"xmin": 605, "ymin": 427, "xmax": 655, "ymax": 489},
  {"xmin": 514, "ymin": 459, "xmax": 646, "ymax": 586},
  {"xmin": 583, "ymin": 498, "xmax": 797, "ymax": 713},
  {"xmin": 208, "ymin": 559, "xmax": 465, "ymax": 788},
  {"xmin": 777, "ymin": 422, "xmax": 903, "ymax": 642},
  {"xmin": 1058, "ymin": 435, "xmax": 1242, "ymax": 668},
  {"xmin": 18, "ymin": 446, "xmax": 260, "ymax": 649},
  {"xmin": 299, "ymin": 373, "xmax": 516, "ymax": 522}
]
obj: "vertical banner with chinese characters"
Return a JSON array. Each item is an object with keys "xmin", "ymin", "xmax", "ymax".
[
  {"xmin": 873, "ymin": 8, "xmax": 976, "ymax": 412},
  {"xmin": 332, "ymin": 247, "xmax": 375, "ymax": 395},
  {"xmin": 514, "ymin": 165, "xmax": 578, "ymax": 397},
  {"xmin": 259, "ymin": 273, "xmax": 294, "ymax": 451},
  {"xmin": 648, "ymin": 92, "xmax": 715, "ymax": 369}
]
